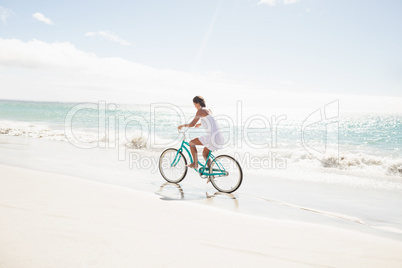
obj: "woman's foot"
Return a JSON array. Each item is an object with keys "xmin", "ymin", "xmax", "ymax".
[
  {"xmin": 206, "ymin": 175, "xmax": 215, "ymax": 184},
  {"xmin": 206, "ymin": 159, "xmax": 211, "ymax": 169},
  {"xmin": 186, "ymin": 163, "xmax": 198, "ymax": 169}
]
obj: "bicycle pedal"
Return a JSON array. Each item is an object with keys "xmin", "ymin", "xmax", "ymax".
[{"xmin": 199, "ymin": 174, "xmax": 208, "ymax": 179}]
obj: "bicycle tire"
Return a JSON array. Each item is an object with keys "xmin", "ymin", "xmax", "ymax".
[
  {"xmin": 159, "ymin": 148, "xmax": 188, "ymax": 183},
  {"xmin": 209, "ymin": 155, "xmax": 243, "ymax": 193}
]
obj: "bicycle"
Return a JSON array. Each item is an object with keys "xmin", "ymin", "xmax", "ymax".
[{"xmin": 158, "ymin": 129, "xmax": 243, "ymax": 193}]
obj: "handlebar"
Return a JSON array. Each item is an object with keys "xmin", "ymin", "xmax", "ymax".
[{"xmin": 178, "ymin": 127, "xmax": 188, "ymax": 140}]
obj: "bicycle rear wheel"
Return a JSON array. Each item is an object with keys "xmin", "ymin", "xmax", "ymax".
[
  {"xmin": 209, "ymin": 155, "xmax": 242, "ymax": 193},
  {"xmin": 159, "ymin": 148, "xmax": 188, "ymax": 183}
]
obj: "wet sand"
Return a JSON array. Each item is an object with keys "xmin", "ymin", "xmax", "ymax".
[{"xmin": 1, "ymin": 164, "xmax": 402, "ymax": 267}]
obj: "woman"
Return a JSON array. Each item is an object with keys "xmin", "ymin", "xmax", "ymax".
[{"xmin": 178, "ymin": 96, "xmax": 224, "ymax": 171}]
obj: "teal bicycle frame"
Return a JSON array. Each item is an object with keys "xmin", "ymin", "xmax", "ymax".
[{"xmin": 171, "ymin": 134, "xmax": 227, "ymax": 177}]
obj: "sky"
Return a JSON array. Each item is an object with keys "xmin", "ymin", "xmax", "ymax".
[{"xmin": 0, "ymin": 0, "xmax": 401, "ymax": 112}]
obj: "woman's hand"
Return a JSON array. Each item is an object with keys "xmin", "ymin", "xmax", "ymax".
[
  {"xmin": 195, "ymin": 123, "xmax": 201, "ymax": 128},
  {"xmin": 178, "ymin": 125, "xmax": 183, "ymax": 130}
]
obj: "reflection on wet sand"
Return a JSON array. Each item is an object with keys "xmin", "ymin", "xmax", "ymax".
[
  {"xmin": 155, "ymin": 182, "xmax": 239, "ymax": 210},
  {"xmin": 155, "ymin": 182, "xmax": 184, "ymax": 200},
  {"xmin": 205, "ymin": 191, "xmax": 239, "ymax": 209}
]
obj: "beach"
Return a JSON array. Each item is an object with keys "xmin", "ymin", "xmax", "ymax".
[
  {"xmin": 0, "ymin": 0, "xmax": 402, "ymax": 268},
  {"xmin": 1, "ymin": 163, "xmax": 402, "ymax": 268},
  {"xmin": 1, "ymin": 102, "xmax": 402, "ymax": 267},
  {"xmin": 1, "ymin": 1, "xmax": 402, "ymax": 266}
]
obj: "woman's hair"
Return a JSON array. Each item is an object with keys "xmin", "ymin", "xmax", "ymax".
[{"xmin": 193, "ymin": 96, "xmax": 206, "ymax": 107}]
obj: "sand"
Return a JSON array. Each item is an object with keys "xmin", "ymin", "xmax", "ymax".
[{"xmin": 1, "ymin": 164, "xmax": 402, "ymax": 267}]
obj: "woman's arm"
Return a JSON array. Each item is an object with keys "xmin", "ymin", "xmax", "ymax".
[{"xmin": 178, "ymin": 110, "xmax": 202, "ymax": 129}]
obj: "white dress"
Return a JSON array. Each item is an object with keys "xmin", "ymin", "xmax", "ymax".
[{"xmin": 198, "ymin": 114, "xmax": 225, "ymax": 151}]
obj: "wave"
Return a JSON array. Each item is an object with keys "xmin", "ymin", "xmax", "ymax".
[
  {"xmin": 125, "ymin": 135, "xmax": 148, "ymax": 149},
  {"xmin": 387, "ymin": 162, "xmax": 402, "ymax": 175},
  {"xmin": 0, "ymin": 121, "xmax": 66, "ymax": 141},
  {"xmin": 1, "ymin": 120, "xmax": 401, "ymax": 183},
  {"xmin": 283, "ymin": 149, "xmax": 402, "ymax": 177},
  {"xmin": 0, "ymin": 120, "xmax": 178, "ymax": 151},
  {"xmin": 320, "ymin": 153, "xmax": 402, "ymax": 175},
  {"xmin": 224, "ymin": 144, "xmax": 402, "ymax": 190}
]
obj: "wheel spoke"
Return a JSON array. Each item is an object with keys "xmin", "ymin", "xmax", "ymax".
[
  {"xmin": 210, "ymin": 155, "xmax": 242, "ymax": 193},
  {"xmin": 159, "ymin": 149, "xmax": 187, "ymax": 183}
]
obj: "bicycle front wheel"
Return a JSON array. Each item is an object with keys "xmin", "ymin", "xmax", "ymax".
[
  {"xmin": 210, "ymin": 155, "xmax": 243, "ymax": 193},
  {"xmin": 159, "ymin": 148, "xmax": 188, "ymax": 183}
]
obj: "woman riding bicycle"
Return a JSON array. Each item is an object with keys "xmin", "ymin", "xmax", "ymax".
[{"xmin": 177, "ymin": 96, "xmax": 224, "ymax": 170}]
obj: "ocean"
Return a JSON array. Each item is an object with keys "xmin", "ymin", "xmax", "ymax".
[{"xmin": 1, "ymin": 98, "xmax": 401, "ymax": 191}]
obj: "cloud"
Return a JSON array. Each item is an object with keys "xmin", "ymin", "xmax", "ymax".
[
  {"xmin": 0, "ymin": 38, "xmax": 401, "ymax": 113},
  {"xmin": 0, "ymin": 38, "xmax": 244, "ymax": 105},
  {"xmin": 258, "ymin": 0, "xmax": 300, "ymax": 6},
  {"xmin": 32, "ymin": 12, "xmax": 53, "ymax": 25},
  {"xmin": 0, "ymin": 6, "xmax": 13, "ymax": 25},
  {"xmin": 85, "ymin": 31, "xmax": 130, "ymax": 46}
]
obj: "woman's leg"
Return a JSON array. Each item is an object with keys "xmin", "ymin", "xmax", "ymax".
[
  {"xmin": 202, "ymin": 147, "xmax": 213, "ymax": 183},
  {"xmin": 202, "ymin": 147, "xmax": 211, "ymax": 168},
  {"xmin": 187, "ymin": 138, "xmax": 203, "ymax": 169}
]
